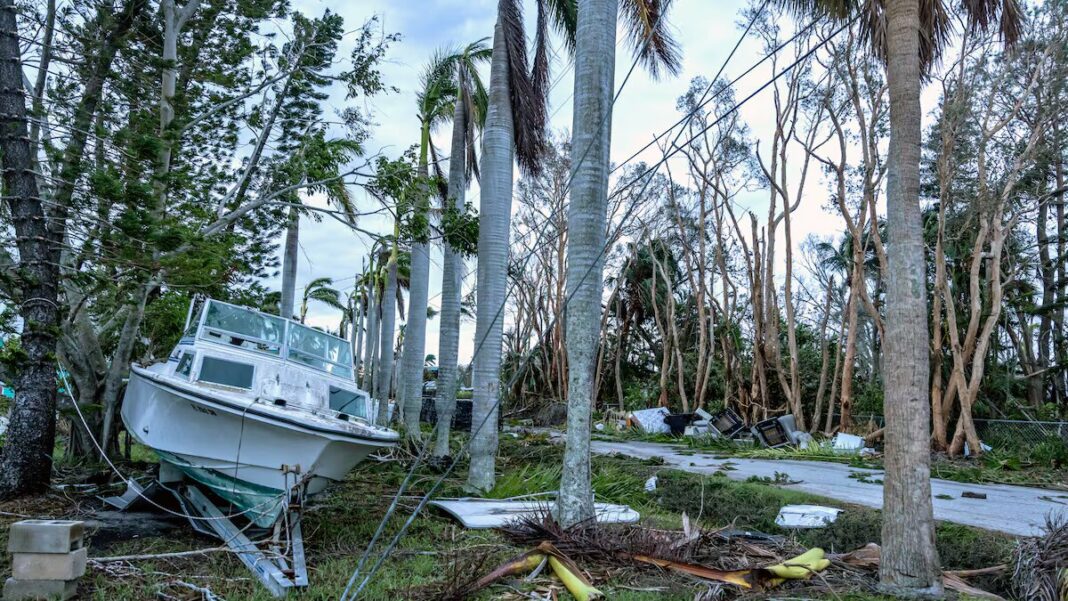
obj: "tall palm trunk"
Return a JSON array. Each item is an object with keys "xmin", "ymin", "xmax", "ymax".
[
  {"xmin": 435, "ymin": 75, "xmax": 468, "ymax": 458},
  {"xmin": 467, "ymin": 17, "xmax": 513, "ymax": 491},
  {"xmin": 879, "ymin": 0, "xmax": 941, "ymax": 593},
  {"xmin": 375, "ymin": 249, "xmax": 399, "ymax": 424},
  {"xmin": 352, "ymin": 288, "xmax": 364, "ymax": 380},
  {"xmin": 0, "ymin": 0, "xmax": 60, "ymax": 497},
  {"xmin": 363, "ymin": 279, "xmax": 379, "ymax": 391},
  {"xmin": 280, "ymin": 205, "xmax": 300, "ymax": 318},
  {"xmin": 399, "ymin": 126, "xmax": 432, "ymax": 440},
  {"xmin": 558, "ymin": 0, "xmax": 616, "ymax": 528}
]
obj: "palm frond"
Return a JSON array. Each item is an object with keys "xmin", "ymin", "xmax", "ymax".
[
  {"xmin": 620, "ymin": 0, "xmax": 683, "ymax": 79},
  {"xmin": 428, "ymin": 142, "xmax": 450, "ymax": 199},
  {"xmin": 304, "ymin": 276, "xmax": 334, "ymax": 292},
  {"xmin": 543, "ymin": 0, "xmax": 578, "ymax": 50},
  {"xmin": 419, "ymin": 47, "xmax": 461, "ymax": 129},
  {"xmin": 308, "ymin": 287, "xmax": 346, "ymax": 312},
  {"xmin": 499, "ymin": 0, "xmax": 547, "ymax": 175},
  {"xmin": 960, "ymin": 0, "xmax": 1022, "ymax": 46}
]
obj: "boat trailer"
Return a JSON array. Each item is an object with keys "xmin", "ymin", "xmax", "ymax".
[{"xmin": 104, "ymin": 465, "xmax": 310, "ymax": 598}]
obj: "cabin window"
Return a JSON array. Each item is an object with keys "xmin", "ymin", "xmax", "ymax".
[
  {"xmin": 287, "ymin": 323, "xmax": 353, "ymax": 379},
  {"xmin": 200, "ymin": 301, "xmax": 284, "ymax": 355},
  {"xmin": 198, "ymin": 356, "xmax": 254, "ymax": 389},
  {"xmin": 328, "ymin": 386, "xmax": 367, "ymax": 419},
  {"xmin": 176, "ymin": 352, "xmax": 195, "ymax": 378}
]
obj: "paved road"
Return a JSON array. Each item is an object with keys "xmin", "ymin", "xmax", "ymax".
[{"xmin": 591, "ymin": 439, "xmax": 1067, "ymax": 537}]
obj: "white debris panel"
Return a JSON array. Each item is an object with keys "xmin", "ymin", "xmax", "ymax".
[{"xmin": 429, "ymin": 498, "xmax": 640, "ymax": 529}]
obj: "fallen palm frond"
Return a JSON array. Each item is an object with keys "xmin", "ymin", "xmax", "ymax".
[
  {"xmin": 501, "ymin": 511, "xmax": 786, "ymax": 571},
  {"xmin": 943, "ymin": 573, "xmax": 1007, "ymax": 600},
  {"xmin": 539, "ymin": 542, "xmax": 603, "ymax": 601},
  {"xmin": 1012, "ymin": 516, "xmax": 1068, "ymax": 601},
  {"xmin": 504, "ymin": 513, "xmax": 835, "ymax": 591},
  {"xmin": 837, "ymin": 542, "xmax": 1010, "ymax": 600},
  {"xmin": 630, "ymin": 554, "xmax": 753, "ymax": 588},
  {"xmin": 422, "ymin": 541, "xmax": 603, "ymax": 600}
]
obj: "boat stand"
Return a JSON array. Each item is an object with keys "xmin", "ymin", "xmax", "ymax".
[
  {"xmin": 178, "ymin": 478, "xmax": 308, "ymax": 599},
  {"xmin": 104, "ymin": 466, "xmax": 310, "ymax": 598}
]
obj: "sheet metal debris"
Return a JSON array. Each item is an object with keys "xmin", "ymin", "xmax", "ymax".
[
  {"xmin": 627, "ymin": 407, "xmax": 671, "ymax": 434},
  {"xmin": 774, "ymin": 504, "xmax": 842, "ymax": 529},
  {"xmin": 429, "ymin": 498, "xmax": 640, "ymax": 529}
]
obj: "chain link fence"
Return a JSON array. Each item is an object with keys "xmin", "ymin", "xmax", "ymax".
[{"xmin": 852, "ymin": 414, "xmax": 1068, "ymax": 450}]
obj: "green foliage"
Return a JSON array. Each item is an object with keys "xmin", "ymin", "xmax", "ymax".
[
  {"xmin": 440, "ymin": 201, "xmax": 479, "ymax": 256},
  {"xmin": 140, "ymin": 292, "xmax": 194, "ymax": 360}
]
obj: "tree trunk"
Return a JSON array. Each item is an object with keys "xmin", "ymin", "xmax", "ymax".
[
  {"xmin": 879, "ymin": 0, "xmax": 942, "ymax": 593},
  {"xmin": 399, "ymin": 124, "xmax": 433, "ymax": 441},
  {"xmin": 558, "ymin": 0, "xmax": 616, "ymax": 528},
  {"xmin": 364, "ymin": 280, "xmax": 379, "ymax": 392},
  {"xmin": 279, "ymin": 205, "xmax": 300, "ymax": 319},
  {"xmin": 467, "ymin": 15, "xmax": 513, "ymax": 491},
  {"xmin": 0, "ymin": 0, "xmax": 61, "ymax": 497},
  {"xmin": 352, "ymin": 287, "xmax": 364, "ymax": 382},
  {"xmin": 375, "ymin": 254, "xmax": 398, "ymax": 424},
  {"xmin": 811, "ymin": 277, "xmax": 835, "ymax": 432},
  {"xmin": 435, "ymin": 75, "xmax": 468, "ymax": 458}
]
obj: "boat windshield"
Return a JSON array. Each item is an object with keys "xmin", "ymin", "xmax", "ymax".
[
  {"xmin": 329, "ymin": 386, "xmax": 367, "ymax": 419},
  {"xmin": 286, "ymin": 323, "xmax": 353, "ymax": 379},
  {"xmin": 200, "ymin": 301, "xmax": 285, "ymax": 356}
]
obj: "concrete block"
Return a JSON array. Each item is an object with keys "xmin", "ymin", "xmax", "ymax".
[
  {"xmin": 6, "ymin": 521, "xmax": 84, "ymax": 554},
  {"xmin": 3, "ymin": 577, "xmax": 77, "ymax": 601},
  {"xmin": 12, "ymin": 548, "xmax": 87, "ymax": 581}
]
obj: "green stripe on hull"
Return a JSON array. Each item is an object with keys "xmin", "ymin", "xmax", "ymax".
[{"xmin": 156, "ymin": 451, "xmax": 285, "ymax": 528}]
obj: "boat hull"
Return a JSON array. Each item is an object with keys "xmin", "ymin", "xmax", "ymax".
[{"xmin": 122, "ymin": 368, "xmax": 394, "ymax": 526}]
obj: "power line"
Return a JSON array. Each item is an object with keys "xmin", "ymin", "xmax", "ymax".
[
  {"xmin": 340, "ymin": 21, "xmax": 660, "ymax": 601},
  {"xmin": 341, "ymin": 6, "xmax": 849, "ymax": 599}
]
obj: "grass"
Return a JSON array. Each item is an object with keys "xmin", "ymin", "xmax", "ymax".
[{"xmin": 0, "ymin": 432, "xmax": 1023, "ymax": 600}]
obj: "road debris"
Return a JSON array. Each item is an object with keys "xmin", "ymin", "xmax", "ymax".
[
  {"xmin": 1010, "ymin": 516, "xmax": 1068, "ymax": 601},
  {"xmin": 428, "ymin": 498, "xmax": 640, "ymax": 529},
  {"xmin": 627, "ymin": 407, "xmax": 671, "ymax": 434},
  {"xmin": 774, "ymin": 505, "xmax": 842, "ymax": 529}
]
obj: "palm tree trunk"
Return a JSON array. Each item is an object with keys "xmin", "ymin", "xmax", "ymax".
[
  {"xmin": 811, "ymin": 277, "xmax": 835, "ymax": 432},
  {"xmin": 879, "ymin": 0, "xmax": 941, "ymax": 593},
  {"xmin": 353, "ymin": 289, "xmax": 364, "ymax": 381},
  {"xmin": 399, "ymin": 126, "xmax": 433, "ymax": 441},
  {"xmin": 467, "ymin": 16, "xmax": 513, "ymax": 491},
  {"xmin": 0, "ymin": 0, "xmax": 60, "ymax": 497},
  {"xmin": 375, "ymin": 254, "xmax": 399, "ymax": 424},
  {"xmin": 280, "ymin": 205, "xmax": 299, "ymax": 319},
  {"xmin": 435, "ymin": 73, "xmax": 468, "ymax": 458},
  {"xmin": 363, "ymin": 280, "xmax": 379, "ymax": 391},
  {"xmin": 558, "ymin": 0, "xmax": 616, "ymax": 528}
]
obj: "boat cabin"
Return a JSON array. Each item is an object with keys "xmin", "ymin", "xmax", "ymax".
[{"xmin": 164, "ymin": 299, "xmax": 371, "ymax": 422}]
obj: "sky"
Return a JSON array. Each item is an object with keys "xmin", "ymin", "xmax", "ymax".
[{"xmin": 272, "ymin": 0, "xmax": 928, "ymax": 363}]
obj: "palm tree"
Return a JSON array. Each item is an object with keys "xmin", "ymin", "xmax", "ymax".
[
  {"xmin": 436, "ymin": 40, "xmax": 490, "ymax": 459},
  {"xmin": 399, "ymin": 47, "xmax": 488, "ymax": 442},
  {"xmin": 278, "ymin": 133, "xmax": 361, "ymax": 320},
  {"xmin": 466, "ymin": 0, "xmax": 577, "ymax": 492},
  {"xmin": 299, "ymin": 277, "xmax": 345, "ymax": 324},
  {"xmin": 557, "ymin": 0, "xmax": 680, "ymax": 527},
  {"xmin": 776, "ymin": 0, "xmax": 1021, "ymax": 593}
]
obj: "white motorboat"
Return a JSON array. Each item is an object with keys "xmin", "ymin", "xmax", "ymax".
[{"xmin": 121, "ymin": 299, "xmax": 398, "ymax": 527}]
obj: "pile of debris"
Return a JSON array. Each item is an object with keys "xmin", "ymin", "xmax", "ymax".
[
  {"xmin": 416, "ymin": 512, "xmax": 1014, "ymax": 600},
  {"xmin": 621, "ymin": 407, "xmax": 884, "ymax": 454}
]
